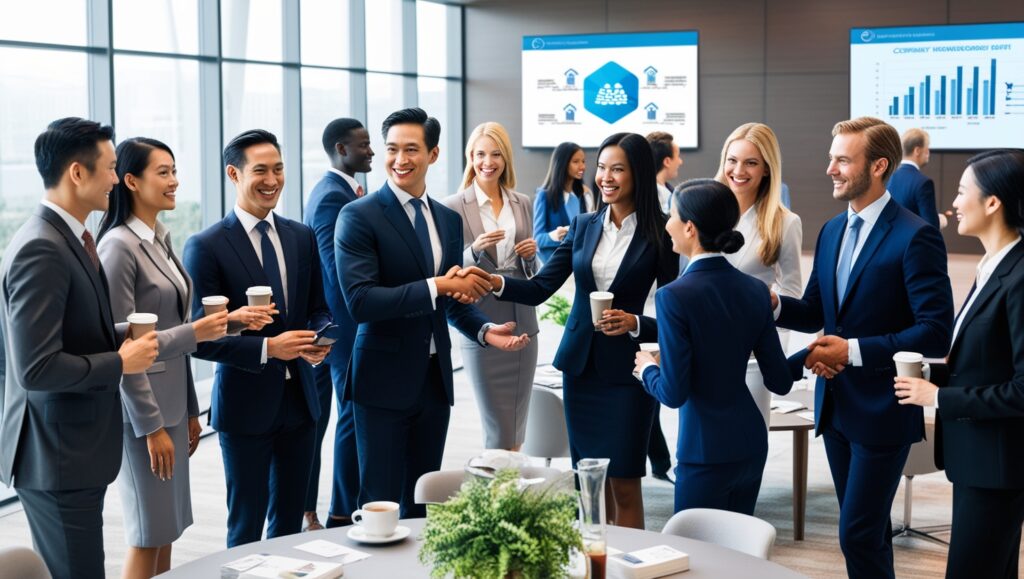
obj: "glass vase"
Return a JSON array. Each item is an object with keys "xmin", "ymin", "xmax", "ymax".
[{"xmin": 576, "ymin": 458, "xmax": 610, "ymax": 579}]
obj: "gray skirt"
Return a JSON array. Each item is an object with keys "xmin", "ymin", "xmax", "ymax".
[
  {"xmin": 461, "ymin": 337, "xmax": 539, "ymax": 449},
  {"xmin": 117, "ymin": 419, "xmax": 194, "ymax": 547}
]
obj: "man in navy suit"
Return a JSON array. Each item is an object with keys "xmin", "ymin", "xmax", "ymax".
[
  {"xmin": 302, "ymin": 118, "xmax": 372, "ymax": 530},
  {"xmin": 887, "ymin": 128, "xmax": 941, "ymax": 230},
  {"xmin": 772, "ymin": 117, "xmax": 953, "ymax": 579},
  {"xmin": 184, "ymin": 129, "xmax": 333, "ymax": 547},
  {"xmin": 335, "ymin": 108, "xmax": 529, "ymax": 518}
]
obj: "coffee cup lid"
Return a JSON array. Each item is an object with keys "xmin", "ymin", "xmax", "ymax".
[
  {"xmin": 590, "ymin": 291, "xmax": 614, "ymax": 300},
  {"xmin": 127, "ymin": 313, "xmax": 158, "ymax": 324},
  {"xmin": 639, "ymin": 343, "xmax": 659, "ymax": 352},
  {"xmin": 893, "ymin": 351, "xmax": 923, "ymax": 363},
  {"xmin": 202, "ymin": 295, "xmax": 229, "ymax": 305},
  {"xmin": 246, "ymin": 286, "xmax": 273, "ymax": 295}
]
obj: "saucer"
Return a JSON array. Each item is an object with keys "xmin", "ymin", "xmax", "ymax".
[{"xmin": 347, "ymin": 524, "xmax": 411, "ymax": 544}]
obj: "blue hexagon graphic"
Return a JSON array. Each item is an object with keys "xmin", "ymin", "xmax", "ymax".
[{"xmin": 584, "ymin": 62, "xmax": 639, "ymax": 124}]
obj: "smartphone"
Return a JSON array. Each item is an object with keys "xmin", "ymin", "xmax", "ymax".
[{"xmin": 313, "ymin": 323, "xmax": 339, "ymax": 346}]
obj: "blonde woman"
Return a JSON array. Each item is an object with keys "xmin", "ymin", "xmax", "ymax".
[{"xmin": 442, "ymin": 122, "xmax": 540, "ymax": 450}]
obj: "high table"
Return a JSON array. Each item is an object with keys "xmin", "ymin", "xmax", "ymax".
[
  {"xmin": 768, "ymin": 389, "xmax": 815, "ymax": 541},
  {"xmin": 157, "ymin": 518, "xmax": 806, "ymax": 578}
]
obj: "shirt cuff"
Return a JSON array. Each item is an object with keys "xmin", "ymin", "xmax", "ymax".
[
  {"xmin": 493, "ymin": 275, "xmax": 507, "ymax": 297},
  {"xmin": 848, "ymin": 338, "xmax": 862, "ymax": 367},
  {"xmin": 773, "ymin": 299, "xmax": 782, "ymax": 320},
  {"xmin": 548, "ymin": 230, "xmax": 560, "ymax": 242},
  {"xmin": 426, "ymin": 278, "xmax": 438, "ymax": 310},
  {"xmin": 639, "ymin": 361, "xmax": 658, "ymax": 379},
  {"xmin": 261, "ymin": 338, "xmax": 268, "ymax": 364},
  {"xmin": 629, "ymin": 315, "xmax": 642, "ymax": 338},
  {"xmin": 934, "ymin": 390, "xmax": 940, "ymax": 409},
  {"xmin": 478, "ymin": 323, "xmax": 495, "ymax": 346}
]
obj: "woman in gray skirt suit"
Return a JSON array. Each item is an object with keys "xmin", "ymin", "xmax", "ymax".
[
  {"xmin": 443, "ymin": 122, "xmax": 540, "ymax": 450},
  {"xmin": 97, "ymin": 137, "xmax": 273, "ymax": 578}
]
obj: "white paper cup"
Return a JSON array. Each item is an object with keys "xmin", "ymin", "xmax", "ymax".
[
  {"xmin": 202, "ymin": 295, "xmax": 229, "ymax": 316},
  {"xmin": 589, "ymin": 291, "xmax": 614, "ymax": 330},
  {"xmin": 352, "ymin": 501, "xmax": 399, "ymax": 537},
  {"xmin": 127, "ymin": 313, "xmax": 158, "ymax": 338},
  {"xmin": 246, "ymin": 286, "xmax": 273, "ymax": 306},
  {"xmin": 893, "ymin": 351, "xmax": 924, "ymax": 378}
]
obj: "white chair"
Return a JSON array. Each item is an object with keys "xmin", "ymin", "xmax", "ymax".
[
  {"xmin": 414, "ymin": 466, "xmax": 563, "ymax": 505},
  {"xmin": 892, "ymin": 417, "xmax": 950, "ymax": 545},
  {"xmin": 0, "ymin": 547, "xmax": 51, "ymax": 579},
  {"xmin": 661, "ymin": 508, "xmax": 777, "ymax": 560},
  {"xmin": 521, "ymin": 386, "xmax": 571, "ymax": 467}
]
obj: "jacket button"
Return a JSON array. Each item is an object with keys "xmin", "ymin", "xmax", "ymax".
[{"xmin": 835, "ymin": 326, "xmax": 843, "ymax": 333}]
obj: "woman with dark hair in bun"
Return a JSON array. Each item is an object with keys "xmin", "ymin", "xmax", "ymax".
[{"xmin": 634, "ymin": 178, "xmax": 793, "ymax": 515}]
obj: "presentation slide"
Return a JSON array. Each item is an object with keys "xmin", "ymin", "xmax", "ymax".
[
  {"xmin": 850, "ymin": 23, "xmax": 1024, "ymax": 149},
  {"xmin": 521, "ymin": 31, "xmax": 698, "ymax": 148}
]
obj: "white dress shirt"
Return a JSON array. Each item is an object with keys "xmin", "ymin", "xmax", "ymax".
[
  {"xmin": 234, "ymin": 205, "xmax": 289, "ymax": 369},
  {"xmin": 328, "ymin": 167, "xmax": 363, "ymax": 197},
  {"xmin": 657, "ymin": 183, "xmax": 672, "ymax": 214},
  {"xmin": 474, "ymin": 181, "xmax": 517, "ymax": 268},
  {"xmin": 41, "ymin": 200, "xmax": 86, "ymax": 245},
  {"xmin": 727, "ymin": 205, "xmax": 803, "ymax": 298},
  {"xmin": 126, "ymin": 215, "xmax": 187, "ymax": 292},
  {"xmin": 593, "ymin": 209, "xmax": 642, "ymax": 337}
]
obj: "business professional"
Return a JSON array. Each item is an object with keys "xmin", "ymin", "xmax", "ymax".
[
  {"xmin": 302, "ymin": 118, "xmax": 372, "ymax": 531},
  {"xmin": 335, "ymin": 108, "xmax": 529, "ymax": 519},
  {"xmin": 646, "ymin": 131, "xmax": 684, "ymax": 213},
  {"xmin": 491, "ymin": 133, "xmax": 678, "ymax": 528},
  {"xmin": 533, "ymin": 142, "xmax": 593, "ymax": 263},
  {"xmin": 635, "ymin": 179, "xmax": 793, "ymax": 515},
  {"xmin": 773, "ymin": 117, "xmax": 954, "ymax": 579},
  {"xmin": 888, "ymin": 128, "xmax": 941, "ymax": 230},
  {"xmin": 0, "ymin": 117, "xmax": 158, "ymax": 579},
  {"xmin": 183, "ymin": 129, "xmax": 333, "ymax": 547},
  {"xmin": 442, "ymin": 122, "xmax": 540, "ymax": 450},
  {"xmin": 895, "ymin": 149, "xmax": 1024, "ymax": 579}
]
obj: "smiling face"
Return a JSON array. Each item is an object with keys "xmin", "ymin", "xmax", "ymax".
[
  {"xmin": 827, "ymin": 132, "xmax": 877, "ymax": 203},
  {"xmin": 566, "ymin": 148, "xmax": 586, "ymax": 187},
  {"xmin": 127, "ymin": 148, "xmax": 178, "ymax": 215},
  {"xmin": 70, "ymin": 139, "xmax": 119, "ymax": 215},
  {"xmin": 385, "ymin": 123, "xmax": 438, "ymax": 197},
  {"xmin": 340, "ymin": 127, "xmax": 374, "ymax": 174},
  {"xmin": 228, "ymin": 142, "xmax": 284, "ymax": 219},
  {"xmin": 595, "ymin": 145, "xmax": 633, "ymax": 207},
  {"xmin": 723, "ymin": 139, "xmax": 766, "ymax": 200},
  {"xmin": 471, "ymin": 135, "xmax": 505, "ymax": 188},
  {"xmin": 953, "ymin": 165, "xmax": 1002, "ymax": 238},
  {"xmin": 665, "ymin": 203, "xmax": 694, "ymax": 256}
]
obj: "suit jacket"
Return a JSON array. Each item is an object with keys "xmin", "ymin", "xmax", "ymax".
[
  {"xmin": 888, "ymin": 164, "xmax": 940, "ymax": 229},
  {"xmin": 441, "ymin": 186, "xmax": 539, "ymax": 337},
  {"xmin": 499, "ymin": 207, "xmax": 678, "ymax": 380},
  {"xmin": 642, "ymin": 256, "xmax": 793, "ymax": 464},
  {"xmin": 97, "ymin": 223, "xmax": 199, "ymax": 438},
  {"xmin": 777, "ymin": 198, "xmax": 954, "ymax": 446},
  {"xmin": 533, "ymin": 187, "xmax": 583, "ymax": 263},
  {"xmin": 0, "ymin": 206, "xmax": 123, "ymax": 489},
  {"xmin": 933, "ymin": 241, "xmax": 1024, "ymax": 488},
  {"xmin": 183, "ymin": 211, "xmax": 331, "ymax": 435},
  {"xmin": 335, "ymin": 183, "xmax": 491, "ymax": 411},
  {"xmin": 305, "ymin": 171, "xmax": 360, "ymax": 367}
]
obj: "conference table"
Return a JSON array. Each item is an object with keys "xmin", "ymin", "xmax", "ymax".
[
  {"xmin": 157, "ymin": 518, "xmax": 806, "ymax": 578},
  {"xmin": 768, "ymin": 388, "xmax": 816, "ymax": 541}
]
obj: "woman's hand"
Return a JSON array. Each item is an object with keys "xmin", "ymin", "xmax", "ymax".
[
  {"xmin": 550, "ymin": 226, "xmax": 569, "ymax": 242},
  {"xmin": 193, "ymin": 309, "xmax": 229, "ymax": 342},
  {"xmin": 228, "ymin": 305, "xmax": 278, "ymax": 331},
  {"xmin": 634, "ymin": 350, "xmax": 659, "ymax": 376},
  {"xmin": 894, "ymin": 376, "xmax": 939, "ymax": 407},
  {"xmin": 146, "ymin": 428, "xmax": 175, "ymax": 481},
  {"xmin": 513, "ymin": 238, "xmax": 538, "ymax": 261},
  {"xmin": 472, "ymin": 230, "xmax": 505, "ymax": 254},
  {"xmin": 187, "ymin": 416, "xmax": 202, "ymax": 456},
  {"xmin": 597, "ymin": 309, "xmax": 638, "ymax": 336}
]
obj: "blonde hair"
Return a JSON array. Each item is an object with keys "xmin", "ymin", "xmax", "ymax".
[
  {"xmin": 460, "ymin": 122, "xmax": 516, "ymax": 191},
  {"xmin": 832, "ymin": 117, "xmax": 902, "ymax": 182},
  {"xmin": 714, "ymin": 122, "xmax": 789, "ymax": 266}
]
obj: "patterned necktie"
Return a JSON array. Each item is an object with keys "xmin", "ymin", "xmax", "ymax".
[
  {"xmin": 81, "ymin": 230, "xmax": 100, "ymax": 271},
  {"xmin": 356, "ymin": 185, "xmax": 364, "ymax": 198},
  {"xmin": 255, "ymin": 220, "xmax": 286, "ymax": 319},
  {"xmin": 409, "ymin": 198, "xmax": 435, "ymax": 275},
  {"xmin": 836, "ymin": 214, "xmax": 863, "ymax": 304}
]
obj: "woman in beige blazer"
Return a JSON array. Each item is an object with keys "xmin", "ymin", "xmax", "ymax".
[{"xmin": 442, "ymin": 122, "xmax": 540, "ymax": 450}]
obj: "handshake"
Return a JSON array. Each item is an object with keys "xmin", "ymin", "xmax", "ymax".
[{"xmin": 435, "ymin": 266, "xmax": 503, "ymax": 305}]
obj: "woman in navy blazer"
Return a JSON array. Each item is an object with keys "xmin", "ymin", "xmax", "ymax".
[
  {"xmin": 533, "ymin": 142, "xmax": 593, "ymax": 262},
  {"xmin": 635, "ymin": 179, "xmax": 793, "ymax": 516},
  {"xmin": 493, "ymin": 133, "xmax": 678, "ymax": 528}
]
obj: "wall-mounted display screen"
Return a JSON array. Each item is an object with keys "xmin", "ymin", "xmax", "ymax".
[
  {"xmin": 850, "ymin": 23, "xmax": 1024, "ymax": 149},
  {"xmin": 521, "ymin": 31, "xmax": 698, "ymax": 148}
]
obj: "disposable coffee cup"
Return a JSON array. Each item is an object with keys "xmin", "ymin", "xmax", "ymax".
[
  {"xmin": 127, "ymin": 313, "xmax": 158, "ymax": 339},
  {"xmin": 246, "ymin": 286, "xmax": 272, "ymax": 307},
  {"xmin": 893, "ymin": 351, "xmax": 924, "ymax": 378},
  {"xmin": 202, "ymin": 295, "xmax": 229, "ymax": 316},
  {"xmin": 352, "ymin": 501, "xmax": 399, "ymax": 537},
  {"xmin": 633, "ymin": 343, "xmax": 661, "ymax": 382},
  {"xmin": 590, "ymin": 291, "xmax": 614, "ymax": 330}
]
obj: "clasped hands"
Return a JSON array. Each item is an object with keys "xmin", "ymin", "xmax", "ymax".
[
  {"xmin": 803, "ymin": 334, "xmax": 848, "ymax": 379},
  {"xmin": 435, "ymin": 266, "xmax": 530, "ymax": 352}
]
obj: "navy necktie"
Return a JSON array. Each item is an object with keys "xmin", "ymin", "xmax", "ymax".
[
  {"xmin": 256, "ymin": 220, "xmax": 286, "ymax": 319},
  {"xmin": 409, "ymin": 198, "xmax": 435, "ymax": 275},
  {"xmin": 836, "ymin": 214, "xmax": 863, "ymax": 304}
]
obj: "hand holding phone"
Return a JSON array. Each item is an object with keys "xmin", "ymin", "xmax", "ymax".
[{"xmin": 313, "ymin": 323, "xmax": 339, "ymax": 346}]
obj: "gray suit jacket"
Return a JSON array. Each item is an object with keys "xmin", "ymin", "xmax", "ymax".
[
  {"xmin": 97, "ymin": 223, "xmax": 199, "ymax": 437},
  {"xmin": 0, "ymin": 206, "xmax": 124, "ymax": 489},
  {"xmin": 442, "ymin": 186, "xmax": 539, "ymax": 336}
]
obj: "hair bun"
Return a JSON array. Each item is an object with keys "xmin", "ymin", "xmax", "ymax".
[{"xmin": 717, "ymin": 230, "xmax": 745, "ymax": 254}]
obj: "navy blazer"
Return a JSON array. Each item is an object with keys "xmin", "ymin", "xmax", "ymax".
[
  {"xmin": 500, "ymin": 207, "xmax": 678, "ymax": 380},
  {"xmin": 777, "ymin": 198, "xmax": 954, "ymax": 446},
  {"xmin": 183, "ymin": 211, "xmax": 331, "ymax": 435},
  {"xmin": 304, "ymin": 171, "xmax": 359, "ymax": 367},
  {"xmin": 335, "ymin": 183, "xmax": 490, "ymax": 411},
  {"xmin": 533, "ymin": 187, "xmax": 583, "ymax": 263},
  {"xmin": 641, "ymin": 256, "xmax": 793, "ymax": 464},
  {"xmin": 888, "ymin": 164, "xmax": 940, "ymax": 229}
]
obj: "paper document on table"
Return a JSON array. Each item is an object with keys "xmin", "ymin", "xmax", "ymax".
[
  {"xmin": 607, "ymin": 545, "xmax": 690, "ymax": 579},
  {"xmin": 294, "ymin": 539, "xmax": 371, "ymax": 564},
  {"xmin": 796, "ymin": 411, "xmax": 816, "ymax": 422},
  {"xmin": 221, "ymin": 554, "xmax": 343, "ymax": 579},
  {"xmin": 771, "ymin": 400, "xmax": 806, "ymax": 413}
]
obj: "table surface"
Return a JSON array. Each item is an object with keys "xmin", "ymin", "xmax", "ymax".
[
  {"xmin": 157, "ymin": 518, "xmax": 806, "ymax": 578},
  {"xmin": 770, "ymin": 388, "xmax": 816, "ymax": 431}
]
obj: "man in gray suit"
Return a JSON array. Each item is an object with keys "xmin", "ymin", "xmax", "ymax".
[{"xmin": 0, "ymin": 117, "xmax": 159, "ymax": 579}]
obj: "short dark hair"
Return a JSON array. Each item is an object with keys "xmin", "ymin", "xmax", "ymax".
[
  {"xmin": 381, "ymin": 107, "xmax": 440, "ymax": 150},
  {"xmin": 673, "ymin": 178, "xmax": 745, "ymax": 254},
  {"xmin": 322, "ymin": 118, "xmax": 365, "ymax": 157},
  {"xmin": 646, "ymin": 131, "xmax": 675, "ymax": 171},
  {"xmin": 966, "ymin": 149, "xmax": 1024, "ymax": 231},
  {"xmin": 34, "ymin": 117, "xmax": 115, "ymax": 189},
  {"xmin": 223, "ymin": 129, "xmax": 281, "ymax": 170}
]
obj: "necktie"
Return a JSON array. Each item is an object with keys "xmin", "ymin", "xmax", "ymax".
[
  {"xmin": 255, "ymin": 221, "xmax": 286, "ymax": 319},
  {"xmin": 356, "ymin": 185, "xmax": 364, "ymax": 198},
  {"xmin": 409, "ymin": 198, "xmax": 435, "ymax": 275},
  {"xmin": 81, "ymin": 230, "xmax": 100, "ymax": 271},
  {"xmin": 836, "ymin": 214, "xmax": 863, "ymax": 304}
]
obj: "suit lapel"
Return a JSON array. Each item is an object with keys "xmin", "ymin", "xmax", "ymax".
[
  {"xmin": 166, "ymin": 243, "xmax": 192, "ymax": 321},
  {"xmin": 223, "ymin": 212, "xmax": 266, "ymax": 288},
  {"xmin": 379, "ymin": 185, "xmax": 431, "ymax": 277},
  {"xmin": 326, "ymin": 171, "xmax": 359, "ymax": 203},
  {"xmin": 428, "ymin": 196, "xmax": 447, "ymax": 274},
  {"xmin": 580, "ymin": 211, "xmax": 604, "ymax": 291},
  {"xmin": 949, "ymin": 243, "xmax": 1024, "ymax": 358},
  {"xmin": 838, "ymin": 202, "xmax": 896, "ymax": 316},
  {"xmin": 509, "ymin": 192, "xmax": 530, "ymax": 244},
  {"xmin": 460, "ymin": 187, "xmax": 496, "ymax": 264},
  {"xmin": 136, "ymin": 237, "xmax": 187, "ymax": 319},
  {"xmin": 608, "ymin": 231, "xmax": 648, "ymax": 293},
  {"xmin": 277, "ymin": 218, "xmax": 299, "ymax": 323},
  {"xmin": 821, "ymin": 218, "xmax": 844, "ymax": 316}
]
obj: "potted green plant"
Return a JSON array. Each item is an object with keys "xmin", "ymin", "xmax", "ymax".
[
  {"xmin": 540, "ymin": 294, "xmax": 572, "ymax": 327},
  {"xmin": 419, "ymin": 469, "xmax": 583, "ymax": 578}
]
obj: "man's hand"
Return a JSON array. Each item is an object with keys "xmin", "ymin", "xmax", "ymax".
[
  {"xmin": 146, "ymin": 427, "xmax": 175, "ymax": 481},
  {"xmin": 120, "ymin": 331, "xmax": 159, "ymax": 374},
  {"xmin": 437, "ymin": 265, "xmax": 492, "ymax": 304},
  {"xmin": 193, "ymin": 309, "xmax": 229, "ymax": 342},
  {"xmin": 228, "ymin": 304, "xmax": 278, "ymax": 331},
  {"xmin": 805, "ymin": 335, "xmax": 848, "ymax": 378},
  {"xmin": 597, "ymin": 309, "xmax": 638, "ymax": 336},
  {"xmin": 471, "ymin": 230, "xmax": 505, "ymax": 254},
  {"xmin": 551, "ymin": 225, "xmax": 569, "ymax": 242},
  {"xmin": 894, "ymin": 376, "xmax": 939, "ymax": 407},
  {"xmin": 513, "ymin": 238, "xmax": 538, "ymax": 261},
  {"xmin": 267, "ymin": 330, "xmax": 318, "ymax": 361},
  {"xmin": 300, "ymin": 345, "xmax": 332, "ymax": 367},
  {"xmin": 634, "ymin": 350, "xmax": 659, "ymax": 376},
  {"xmin": 484, "ymin": 321, "xmax": 530, "ymax": 351}
]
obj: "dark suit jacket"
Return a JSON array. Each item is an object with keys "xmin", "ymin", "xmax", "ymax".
[
  {"xmin": 533, "ymin": 187, "xmax": 584, "ymax": 263},
  {"xmin": 499, "ymin": 207, "xmax": 678, "ymax": 380},
  {"xmin": 778, "ymin": 198, "xmax": 954, "ymax": 446},
  {"xmin": 183, "ymin": 211, "xmax": 331, "ymax": 435},
  {"xmin": 335, "ymin": 183, "xmax": 490, "ymax": 411},
  {"xmin": 0, "ymin": 206, "xmax": 123, "ymax": 490},
  {"xmin": 305, "ymin": 171, "xmax": 360, "ymax": 367},
  {"xmin": 888, "ymin": 163, "xmax": 940, "ymax": 229},
  {"xmin": 934, "ymin": 240, "xmax": 1024, "ymax": 489},
  {"xmin": 642, "ymin": 256, "xmax": 793, "ymax": 464}
]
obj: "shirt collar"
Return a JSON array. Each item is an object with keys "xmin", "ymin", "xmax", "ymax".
[
  {"xmin": 389, "ymin": 179, "xmax": 431, "ymax": 211},
  {"xmin": 473, "ymin": 181, "xmax": 506, "ymax": 208},
  {"xmin": 40, "ymin": 200, "xmax": 86, "ymax": 241},
  {"xmin": 847, "ymin": 191, "xmax": 891, "ymax": 229},
  {"xmin": 328, "ymin": 167, "xmax": 362, "ymax": 194},
  {"xmin": 687, "ymin": 252, "xmax": 724, "ymax": 269},
  {"xmin": 601, "ymin": 207, "xmax": 637, "ymax": 233},
  {"xmin": 977, "ymin": 236, "xmax": 1022, "ymax": 285},
  {"xmin": 900, "ymin": 160, "xmax": 919, "ymax": 170},
  {"xmin": 126, "ymin": 214, "xmax": 155, "ymax": 243},
  {"xmin": 234, "ymin": 205, "xmax": 276, "ymax": 234}
]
